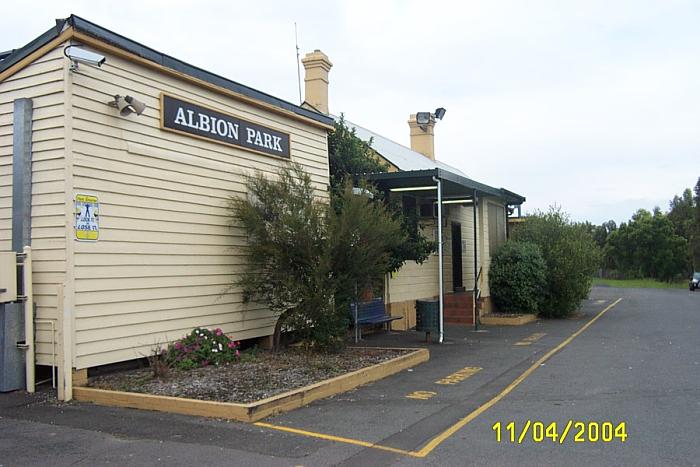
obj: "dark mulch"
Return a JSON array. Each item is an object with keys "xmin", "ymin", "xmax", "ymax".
[{"xmin": 88, "ymin": 347, "xmax": 410, "ymax": 403}]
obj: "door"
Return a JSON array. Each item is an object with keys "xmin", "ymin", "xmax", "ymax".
[{"xmin": 451, "ymin": 222, "xmax": 463, "ymax": 290}]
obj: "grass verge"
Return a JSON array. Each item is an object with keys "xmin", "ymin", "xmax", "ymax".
[{"xmin": 592, "ymin": 277, "xmax": 687, "ymax": 289}]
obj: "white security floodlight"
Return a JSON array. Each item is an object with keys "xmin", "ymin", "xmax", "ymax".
[
  {"xmin": 64, "ymin": 45, "xmax": 106, "ymax": 71},
  {"xmin": 415, "ymin": 112, "xmax": 432, "ymax": 125},
  {"xmin": 108, "ymin": 95, "xmax": 147, "ymax": 116}
]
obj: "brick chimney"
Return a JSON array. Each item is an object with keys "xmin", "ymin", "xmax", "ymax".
[
  {"xmin": 301, "ymin": 50, "xmax": 333, "ymax": 114},
  {"xmin": 408, "ymin": 114, "xmax": 436, "ymax": 160}
]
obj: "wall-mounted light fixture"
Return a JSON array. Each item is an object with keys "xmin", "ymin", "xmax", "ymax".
[
  {"xmin": 389, "ymin": 186, "xmax": 437, "ymax": 192},
  {"xmin": 64, "ymin": 45, "xmax": 106, "ymax": 71},
  {"xmin": 415, "ymin": 112, "xmax": 432, "ymax": 125},
  {"xmin": 440, "ymin": 198, "xmax": 473, "ymax": 205},
  {"xmin": 108, "ymin": 95, "xmax": 146, "ymax": 117},
  {"xmin": 415, "ymin": 107, "xmax": 447, "ymax": 131}
]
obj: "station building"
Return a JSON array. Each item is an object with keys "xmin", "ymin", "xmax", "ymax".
[
  {"xmin": 0, "ymin": 15, "xmax": 332, "ymax": 398},
  {"xmin": 0, "ymin": 15, "xmax": 523, "ymax": 400}
]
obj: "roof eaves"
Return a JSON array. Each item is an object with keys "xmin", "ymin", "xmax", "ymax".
[
  {"xmin": 367, "ymin": 168, "xmax": 525, "ymax": 204},
  {"xmin": 438, "ymin": 169, "xmax": 526, "ymax": 204},
  {"xmin": 0, "ymin": 19, "xmax": 67, "ymax": 74},
  {"xmin": 0, "ymin": 15, "xmax": 333, "ymax": 127},
  {"xmin": 66, "ymin": 15, "xmax": 333, "ymax": 126}
]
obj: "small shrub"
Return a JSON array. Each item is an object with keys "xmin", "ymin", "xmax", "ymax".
[
  {"xmin": 146, "ymin": 343, "xmax": 170, "ymax": 379},
  {"xmin": 489, "ymin": 241, "xmax": 547, "ymax": 314},
  {"xmin": 165, "ymin": 327, "xmax": 240, "ymax": 369},
  {"xmin": 147, "ymin": 349, "xmax": 170, "ymax": 379}
]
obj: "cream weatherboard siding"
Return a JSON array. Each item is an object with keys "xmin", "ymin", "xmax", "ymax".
[
  {"xmin": 0, "ymin": 46, "xmax": 66, "ymax": 366},
  {"xmin": 62, "ymin": 42, "xmax": 330, "ymax": 369}
]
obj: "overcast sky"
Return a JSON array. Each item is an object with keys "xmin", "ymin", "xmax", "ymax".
[{"xmin": 3, "ymin": 1, "xmax": 699, "ymax": 224}]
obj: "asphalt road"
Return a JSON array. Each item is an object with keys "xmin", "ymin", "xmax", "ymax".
[{"xmin": 1, "ymin": 286, "xmax": 699, "ymax": 466}]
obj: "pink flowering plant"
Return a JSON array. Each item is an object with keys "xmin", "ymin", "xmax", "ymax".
[{"xmin": 165, "ymin": 327, "xmax": 241, "ymax": 370}]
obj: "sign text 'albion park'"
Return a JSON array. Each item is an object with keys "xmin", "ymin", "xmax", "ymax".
[{"xmin": 161, "ymin": 94, "xmax": 291, "ymax": 158}]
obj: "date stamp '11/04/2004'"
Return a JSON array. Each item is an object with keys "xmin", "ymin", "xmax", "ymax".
[{"xmin": 492, "ymin": 421, "xmax": 628, "ymax": 444}]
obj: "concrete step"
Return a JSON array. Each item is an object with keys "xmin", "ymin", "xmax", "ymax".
[
  {"xmin": 444, "ymin": 310, "xmax": 470, "ymax": 317},
  {"xmin": 445, "ymin": 317, "xmax": 474, "ymax": 325},
  {"xmin": 444, "ymin": 308, "xmax": 469, "ymax": 314}
]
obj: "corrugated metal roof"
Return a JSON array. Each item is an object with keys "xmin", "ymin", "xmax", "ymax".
[{"xmin": 336, "ymin": 116, "xmax": 468, "ymax": 177}]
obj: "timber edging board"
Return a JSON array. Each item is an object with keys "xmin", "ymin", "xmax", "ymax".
[
  {"xmin": 480, "ymin": 314, "xmax": 538, "ymax": 326},
  {"xmin": 73, "ymin": 347, "xmax": 429, "ymax": 423}
]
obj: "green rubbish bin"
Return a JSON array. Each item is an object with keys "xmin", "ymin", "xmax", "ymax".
[{"xmin": 415, "ymin": 298, "xmax": 439, "ymax": 342}]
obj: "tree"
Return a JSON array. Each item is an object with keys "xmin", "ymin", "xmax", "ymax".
[
  {"xmin": 328, "ymin": 116, "xmax": 435, "ymax": 272},
  {"xmin": 328, "ymin": 115, "xmax": 388, "ymax": 200},
  {"xmin": 229, "ymin": 165, "xmax": 331, "ymax": 350},
  {"xmin": 693, "ymin": 177, "xmax": 700, "ymax": 269},
  {"xmin": 668, "ymin": 188, "xmax": 695, "ymax": 239},
  {"xmin": 512, "ymin": 207, "xmax": 601, "ymax": 318},
  {"xmin": 604, "ymin": 208, "xmax": 688, "ymax": 281},
  {"xmin": 327, "ymin": 180, "xmax": 407, "ymax": 312},
  {"xmin": 668, "ymin": 187, "xmax": 696, "ymax": 273},
  {"xmin": 229, "ymin": 164, "xmax": 405, "ymax": 351}
]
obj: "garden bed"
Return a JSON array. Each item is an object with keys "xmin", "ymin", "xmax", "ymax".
[
  {"xmin": 480, "ymin": 313, "xmax": 537, "ymax": 326},
  {"xmin": 88, "ymin": 347, "xmax": 409, "ymax": 403},
  {"xmin": 75, "ymin": 347, "xmax": 429, "ymax": 422}
]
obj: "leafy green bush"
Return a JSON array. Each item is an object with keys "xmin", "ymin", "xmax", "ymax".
[
  {"xmin": 229, "ymin": 165, "xmax": 405, "ymax": 352},
  {"xmin": 489, "ymin": 241, "xmax": 547, "ymax": 314},
  {"xmin": 165, "ymin": 327, "xmax": 240, "ymax": 369},
  {"xmin": 512, "ymin": 208, "xmax": 601, "ymax": 318}
]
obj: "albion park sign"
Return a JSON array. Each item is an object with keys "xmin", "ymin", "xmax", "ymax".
[{"xmin": 160, "ymin": 94, "xmax": 291, "ymax": 158}]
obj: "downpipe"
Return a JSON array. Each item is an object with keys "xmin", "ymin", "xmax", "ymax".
[{"xmin": 433, "ymin": 176, "xmax": 444, "ymax": 344}]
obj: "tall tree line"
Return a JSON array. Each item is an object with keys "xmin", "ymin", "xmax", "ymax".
[{"xmin": 591, "ymin": 177, "xmax": 700, "ymax": 281}]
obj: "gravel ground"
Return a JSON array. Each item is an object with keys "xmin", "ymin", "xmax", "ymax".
[{"xmin": 88, "ymin": 347, "xmax": 409, "ymax": 403}]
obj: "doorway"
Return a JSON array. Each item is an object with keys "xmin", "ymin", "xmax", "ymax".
[{"xmin": 451, "ymin": 222, "xmax": 463, "ymax": 290}]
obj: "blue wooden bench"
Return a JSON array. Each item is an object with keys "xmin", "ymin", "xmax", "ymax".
[{"xmin": 351, "ymin": 298, "xmax": 403, "ymax": 340}]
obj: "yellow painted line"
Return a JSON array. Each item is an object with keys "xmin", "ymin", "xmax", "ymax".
[
  {"xmin": 406, "ymin": 390, "xmax": 437, "ymax": 400},
  {"xmin": 514, "ymin": 332, "xmax": 547, "ymax": 346},
  {"xmin": 435, "ymin": 366, "xmax": 482, "ymax": 385},
  {"xmin": 412, "ymin": 298, "xmax": 623, "ymax": 457},
  {"xmin": 253, "ymin": 421, "xmax": 420, "ymax": 457},
  {"xmin": 254, "ymin": 298, "xmax": 622, "ymax": 459}
]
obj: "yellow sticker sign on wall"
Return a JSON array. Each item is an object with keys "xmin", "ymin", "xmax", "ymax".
[{"xmin": 75, "ymin": 193, "xmax": 99, "ymax": 241}]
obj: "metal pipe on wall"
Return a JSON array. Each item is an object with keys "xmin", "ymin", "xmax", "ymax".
[
  {"xmin": 473, "ymin": 190, "xmax": 478, "ymax": 331},
  {"xmin": 23, "ymin": 246, "xmax": 34, "ymax": 393},
  {"xmin": 12, "ymin": 98, "xmax": 34, "ymax": 392},
  {"xmin": 433, "ymin": 176, "xmax": 444, "ymax": 343}
]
